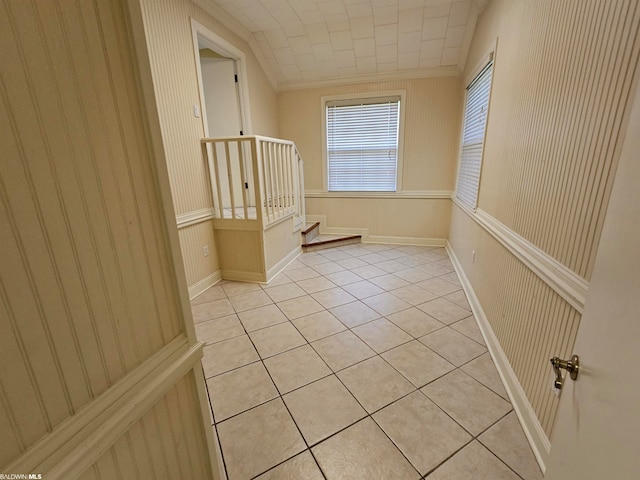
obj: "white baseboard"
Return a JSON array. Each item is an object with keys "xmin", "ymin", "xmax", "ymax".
[
  {"xmin": 221, "ymin": 269, "xmax": 267, "ymax": 283},
  {"xmin": 266, "ymin": 246, "xmax": 301, "ymax": 282},
  {"xmin": 189, "ymin": 270, "xmax": 222, "ymax": 300},
  {"xmin": 364, "ymin": 235, "xmax": 447, "ymax": 247},
  {"xmin": 446, "ymin": 242, "xmax": 551, "ymax": 474},
  {"xmin": 305, "ymin": 214, "xmax": 369, "ymax": 238}
]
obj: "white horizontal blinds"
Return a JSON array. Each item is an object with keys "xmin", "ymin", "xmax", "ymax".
[
  {"xmin": 456, "ymin": 61, "xmax": 493, "ymax": 209},
  {"xmin": 327, "ymin": 97, "xmax": 400, "ymax": 191}
]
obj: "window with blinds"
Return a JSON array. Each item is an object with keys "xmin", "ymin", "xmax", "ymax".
[
  {"xmin": 326, "ymin": 97, "xmax": 400, "ymax": 192},
  {"xmin": 456, "ymin": 60, "xmax": 493, "ymax": 210}
]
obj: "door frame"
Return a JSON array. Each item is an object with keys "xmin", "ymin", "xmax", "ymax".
[{"xmin": 190, "ymin": 18, "xmax": 253, "ymax": 138}]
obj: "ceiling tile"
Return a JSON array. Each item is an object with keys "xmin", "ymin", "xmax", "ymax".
[
  {"xmin": 444, "ymin": 25, "xmax": 466, "ymax": 47},
  {"xmin": 424, "ymin": 4, "xmax": 451, "ymax": 18},
  {"xmin": 420, "ymin": 56, "xmax": 441, "ymax": 68},
  {"xmin": 449, "ymin": 0, "xmax": 472, "ymax": 26},
  {"xmin": 398, "ymin": 0, "xmax": 426, "ymax": 9},
  {"xmin": 265, "ymin": 28, "xmax": 289, "ymax": 48},
  {"xmin": 398, "ymin": 31, "xmax": 421, "ymax": 52},
  {"xmin": 334, "ymin": 49, "xmax": 357, "ymax": 67},
  {"xmin": 289, "ymin": 35, "xmax": 313, "ymax": 55},
  {"xmin": 330, "ymin": 30, "xmax": 355, "ymax": 50},
  {"xmin": 398, "ymin": 8, "xmax": 423, "ymax": 33},
  {"xmin": 377, "ymin": 44, "xmax": 397, "ymax": 63},
  {"xmin": 306, "ymin": 23, "xmax": 331, "ymax": 44},
  {"xmin": 397, "ymin": 50, "xmax": 420, "ymax": 69},
  {"xmin": 274, "ymin": 47, "xmax": 297, "ymax": 65},
  {"xmin": 281, "ymin": 64, "xmax": 302, "ymax": 80},
  {"xmin": 346, "ymin": 2, "xmax": 374, "ymax": 18},
  {"xmin": 317, "ymin": 0, "xmax": 347, "ymax": 16},
  {"xmin": 312, "ymin": 42, "xmax": 335, "ymax": 61},
  {"xmin": 318, "ymin": 60, "xmax": 339, "ymax": 77},
  {"xmin": 356, "ymin": 55, "xmax": 378, "ymax": 74},
  {"xmin": 419, "ymin": 38, "xmax": 445, "ymax": 58},
  {"xmin": 373, "ymin": 5, "xmax": 399, "ymax": 25},
  {"xmin": 441, "ymin": 46, "xmax": 460, "ymax": 65},
  {"xmin": 298, "ymin": 10, "xmax": 325, "ymax": 24},
  {"xmin": 421, "ymin": 15, "xmax": 448, "ymax": 40},
  {"xmin": 377, "ymin": 61, "xmax": 398, "ymax": 72},
  {"xmin": 350, "ymin": 16, "xmax": 375, "ymax": 39},
  {"xmin": 374, "ymin": 23, "xmax": 398, "ymax": 46},
  {"xmin": 353, "ymin": 37, "xmax": 376, "ymax": 57},
  {"xmin": 326, "ymin": 13, "xmax": 351, "ymax": 31},
  {"xmin": 337, "ymin": 66, "xmax": 358, "ymax": 76},
  {"xmin": 296, "ymin": 53, "xmax": 317, "ymax": 70}
]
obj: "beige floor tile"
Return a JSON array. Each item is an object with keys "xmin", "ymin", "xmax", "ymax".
[
  {"xmin": 191, "ymin": 298, "xmax": 235, "ymax": 323},
  {"xmin": 440, "ymin": 271, "xmax": 462, "ymax": 286},
  {"xmin": 309, "ymin": 261, "xmax": 345, "ymax": 275},
  {"xmin": 329, "ymin": 300, "xmax": 380, "ymax": 328},
  {"xmin": 425, "ymin": 441, "xmax": 520, "ymax": 480},
  {"xmin": 264, "ymin": 271, "xmax": 293, "ymax": 287},
  {"xmin": 311, "ymin": 287, "xmax": 357, "ymax": 309},
  {"xmin": 324, "ymin": 269, "xmax": 365, "ymax": 286},
  {"xmin": 191, "ymin": 285, "xmax": 226, "ymax": 305},
  {"xmin": 417, "ymin": 277, "xmax": 461, "ymax": 296},
  {"xmin": 277, "ymin": 295, "xmax": 325, "ymax": 320},
  {"xmin": 379, "ymin": 248, "xmax": 409, "ymax": 259},
  {"xmin": 217, "ymin": 398, "xmax": 306, "ymax": 480},
  {"xmin": 350, "ymin": 264, "xmax": 387, "ymax": 279},
  {"xmin": 417, "ymin": 297, "xmax": 472, "ymax": 324},
  {"xmin": 195, "ymin": 314, "xmax": 244, "ymax": 345},
  {"xmin": 312, "ymin": 418, "xmax": 420, "ymax": 480},
  {"xmin": 451, "ymin": 316, "xmax": 486, "ymax": 345},
  {"xmin": 373, "ymin": 391, "xmax": 471, "ymax": 475},
  {"xmin": 207, "ymin": 362, "xmax": 278, "ymax": 422},
  {"xmin": 311, "ymin": 330, "xmax": 376, "ymax": 371},
  {"xmin": 479, "ymin": 412, "xmax": 543, "ymax": 480},
  {"xmin": 381, "ymin": 340, "xmax": 455, "ymax": 387},
  {"xmin": 358, "ymin": 253, "xmax": 387, "ymax": 264},
  {"xmin": 421, "ymin": 370, "xmax": 512, "ymax": 435},
  {"xmin": 391, "ymin": 284, "xmax": 438, "ymax": 306},
  {"xmin": 419, "ymin": 327, "xmax": 486, "ymax": 366},
  {"xmin": 237, "ymin": 304, "xmax": 288, "ymax": 332},
  {"xmin": 263, "ymin": 345, "xmax": 331, "ymax": 394},
  {"xmin": 362, "ymin": 292, "xmax": 411, "ymax": 316},
  {"xmin": 420, "ymin": 262, "xmax": 454, "ymax": 276},
  {"xmin": 386, "ymin": 308, "xmax": 445, "ymax": 338},
  {"xmin": 263, "ymin": 283, "xmax": 307, "ymax": 302},
  {"xmin": 254, "ymin": 451, "xmax": 324, "ymax": 480},
  {"xmin": 320, "ymin": 250, "xmax": 353, "ymax": 261},
  {"xmin": 283, "ymin": 375, "xmax": 367, "ymax": 445},
  {"xmin": 292, "ymin": 310, "xmax": 347, "ymax": 342},
  {"xmin": 341, "ymin": 279, "xmax": 385, "ymax": 299},
  {"xmin": 299, "ymin": 253, "xmax": 330, "ymax": 266},
  {"xmin": 444, "ymin": 290, "xmax": 472, "ymax": 310},
  {"xmin": 338, "ymin": 356, "xmax": 415, "ymax": 413},
  {"xmin": 249, "ymin": 322, "xmax": 306, "ymax": 358},
  {"xmin": 285, "ymin": 266, "xmax": 321, "ymax": 282},
  {"xmin": 221, "ymin": 281, "xmax": 262, "ymax": 298},
  {"xmin": 228, "ymin": 290, "xmax": 273, "ymax": 313},
  {"xmin": 336, "ymin": 257, "xmax": 368, "ymax": 270},
  {"xmin": 352, "ymin": 318, "xmax": 413, "ymax": 353},
  {"xmin": 296, "ymin": 276, "xmax": 338, "ymax": 293},
  {"xmin": 368, "ymin": 273, "xmax": 411, "ymax": 291},
  {"xmin": 394, "ymin": 267, "xmax": 434, "ymax": 283},
  {"xmin": 376, "ymin": 259, "xmax": 410, "ymax": 273},
  {"xmin": 201, "ymin": 335, "xmax": 259, "ymax": 378},
  {"xmin": 461, "ymin": 353, "xmax": 508, "ymax": 399}
]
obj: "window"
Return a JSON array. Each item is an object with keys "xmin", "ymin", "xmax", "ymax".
[
  {"xmin": 325, "ymin": 96, "xmax": 400, "ymax": 192},
  {"xmin": 456, "ymin": 58, "xmax": 493, "ymax": 210}
]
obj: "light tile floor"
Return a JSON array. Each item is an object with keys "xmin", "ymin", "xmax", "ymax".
[{"xmin": 192, "ymin": 243, "xmax": 543, "ymax": 480}]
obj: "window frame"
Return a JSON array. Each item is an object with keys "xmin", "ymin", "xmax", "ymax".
[
  {"xmin": 321, "ymin": 90, "xmax": 406, "ymax": 193},
  {"xmin": 455, "ymin": 51, "xmax": 495, "ymax": 211}
]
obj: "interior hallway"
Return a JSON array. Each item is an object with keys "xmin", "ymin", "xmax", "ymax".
[{"xmin": 192, "ymin": 243, "xmax": 543, "ymax": 479}]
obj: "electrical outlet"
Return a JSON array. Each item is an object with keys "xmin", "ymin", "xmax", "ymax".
[
  {"xmin": 472, "ymin": 250, "xmax": 476, "ymax": 263},
  {"xmin": 203, "ymin": 245, "xmax": 209, "ymax": 257},
  {"xmin": 193, "ymin": 105, "xmax": 200, "ymax": 118}
]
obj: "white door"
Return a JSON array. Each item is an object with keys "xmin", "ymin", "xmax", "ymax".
[{"xmin": 544, "ymin": 84, "xmax": 640, "ymax": 478}]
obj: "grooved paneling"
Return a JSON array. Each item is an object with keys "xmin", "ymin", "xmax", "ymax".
[
  {"xmin": 0, "ymin": 0, "xmax": 191, "ymax": 467},
  {"xmin": 480, "ymin": 0, "xmax": 640, "ymax": 280},
  {"xmin": 450, "ymin": 0, "xmax": 640, "ymax": 442},
  {"xmin": 178, "ymin": 221, "xmax": 220, "ymax": 287},
  {"xmin": 78, "ymin": 374, "xmax": 210, "ymax": 480}
]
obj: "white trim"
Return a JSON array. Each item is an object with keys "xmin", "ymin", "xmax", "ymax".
[
  {"xmin": 189, "ymin": 270, "xmax": 222, "ymax": 300},
  {"xmin": 191, "ymin": 19, "xmax": 253, "ymax": 136},
  {"xmin": 447, "ymin": 243, "xmax": 550, "ymax": 473},
  {"xmin": 176, "ymin": 208, "xmax": 215, "ymax": 229},
  {"xmin": 6, "ymin": 336, "xmax": 204, "ymax": 477},
  {"xmin": 305, "ymin": 214, "xmax": 370, "ymax": 239},
  {"xmin": 221, "ymin": 269, "xmax": 266, "ymax": 283},
  {"xmin": 453, "ymin": 199, "xmax": 589, "ymax": 312},
  {"xmin": 278, "ymin": 66, "xmax": 458, "ymax": 92},
  {"xmin": 266, "ymin": 246, "xmax": 302, "ymax": 283},
  {"xmin": 320, "ymin": 90, "xmax": 407, "ymax": 193},
  {"xmin": 305, "ymin": 190, "xmax": 452, "ymax": 199},
  {"xmin": 365, "ymin": 236, "xmax": 447, "ymax": 247}
]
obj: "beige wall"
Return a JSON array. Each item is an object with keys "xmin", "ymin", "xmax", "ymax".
[
  {"xmin": 278, "ymin": 76, "xmax": 462, "ymax": 242},
  {"xmin": 449, "ymin": 0, "xmax": 640, "ymax": 458},
  {"xmin": 0, "ymin": 0, "xmax": 214, "ymax": 476},
  {"xmin": 138, "ymin": 0, "xmax": 279, "ymax": 292}
]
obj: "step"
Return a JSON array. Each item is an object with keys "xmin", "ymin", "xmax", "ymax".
[
  {"xmin": 301, "ymin": 222, "xmax": 320, "ymax": 243},
  {"xmin": 302, "ymin": 234, "xmax": 362, "ymax": 252}
]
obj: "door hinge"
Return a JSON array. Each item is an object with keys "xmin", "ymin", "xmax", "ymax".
[
  {"xmin": 234, "ymin": 74, "xmax": 238, "ymax": 83},
  {"xmin": 245, "ymin": 182, "xmax": 249, "ymax": 189},
  {"xmin": 240, "ymin": 130, "xmax": 243, "ymax": 135}
]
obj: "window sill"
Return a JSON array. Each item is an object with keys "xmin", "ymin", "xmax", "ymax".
[{"xmin": 305, "ymin": 190, "xmax": 453, "ymax": 199}]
